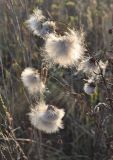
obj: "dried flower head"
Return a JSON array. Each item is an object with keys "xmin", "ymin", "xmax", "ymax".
[
  {"xmin": 44, "ymin": 29, "xmax": 86, "ymax": 67},
  {"xmin": 78, "ymin": 57, "xmax": 97, "ymax": 73},
  {"xmin": 93, "ymin": 103, "xmax": 108, "ymax": 114},
  {"xmin": 25, "ymin": 8, "xmax": 56, "ymax": 38},
  {"xmin": 84, "ymin": 78, "xmax": 96, "ymax": 95},
  {"xmin": 29, "ymin": 102, "xmax": 65, "ymax": 133},
  {"xmin": 21, "ymin": 68, "xmax": 45, "ymax": 94},
  {"xmin": 25, "ymin": 8, "xmax": 45, "ymax": 36}
]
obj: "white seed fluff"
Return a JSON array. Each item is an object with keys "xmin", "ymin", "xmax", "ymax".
[
  {"xmin": 84, "ymin": 78, "xmax": 96, "ymax": 95},
  {"xmin": 25, "ymin": 8, "xmax": 45, "ymax": 36},
  {"xmin": 97, "ymin": 60, "xmax": 108, "ymax": 76},
  {"xmin": 25, "ymin": 8, "xmax": 55, "ymax": 38},
  {"xmin": 29, "ymin": 103, "xmax": 65, "ymax": 133},
  {"xmin": 21, "ymin": 68, "xmax": 45, "ymax": 94},
  {"xmin": 44, "ymin": 29, "xmax": 86, "ymax": 67},
  {"xmin": 78, "ymin": 57, "xmax": 97, "ymax": 74}
]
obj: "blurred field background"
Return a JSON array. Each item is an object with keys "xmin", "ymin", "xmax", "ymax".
[{"xmin": 0, "ymin": 0, "xmax": 113, "ymax": 160}]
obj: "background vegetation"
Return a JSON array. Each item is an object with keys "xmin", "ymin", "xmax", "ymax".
[{"xmin": 0, "ymin": 0, "xmax": 113, "ymax": 159}]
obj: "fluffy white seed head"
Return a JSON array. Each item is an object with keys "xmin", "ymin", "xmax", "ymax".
[
  {"xmin": 78, "ymin": 57, "xmax": 97, "ymax": 73},
  {"xmin": 44, "ymin": 29, "xmax": 86, "ymax": 67},
  {"xmin": 29, "ymin": 102, "xmax": 65, "ymax": 133},
  {"xmin": 84, "ymin": 79, "xmax": 96, "ymax": 95},
  {"xmin": 25, "ymin": 8, "xmax": 45, "ymax": 36},
  {"xmin": 25, "ymin": 8, "xmax": 56, "ymax": 38},
  {"xmin": 78, "ymin": 57, "xmax": 108, "ymax": 78},
  {"xmin": 21, "ymin": 68, "xmax": 45, "ymax": 94}
]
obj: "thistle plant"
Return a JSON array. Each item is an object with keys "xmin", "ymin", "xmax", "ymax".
[
  {"xmin": 21, "ymin": 7, "xmax": 110, "ymax": 137},
  {"xmin": 19, "ymin": 6, "xmax": 113, "ymax": 159}
]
